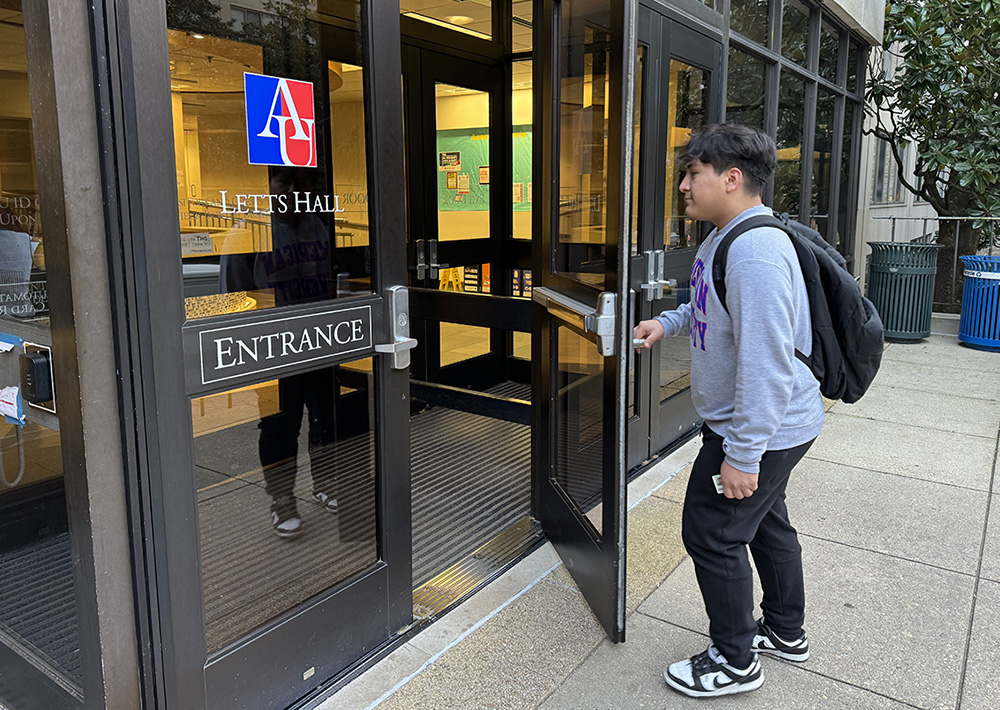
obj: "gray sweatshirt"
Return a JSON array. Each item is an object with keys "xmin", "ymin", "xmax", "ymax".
[{"xmin": 655, "ymin": 204, "xmax": 824, "ymax": 473}]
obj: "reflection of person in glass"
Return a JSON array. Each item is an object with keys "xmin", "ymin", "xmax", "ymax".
[{"xmin": 221, "ymin": 167, "xmax": 339, "ymax": 539}]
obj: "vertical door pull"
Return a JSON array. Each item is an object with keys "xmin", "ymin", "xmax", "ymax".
[
  {"xmin": 639, "ymin": 250, "xmax": 661, "ymax": 301},
  {"xmin": 428, "ymin": 240, "xmax": 449, "ymax": 280},
  {"xmin": 414, "ymin": 239, "xmax": 428, "ymax": 280}
]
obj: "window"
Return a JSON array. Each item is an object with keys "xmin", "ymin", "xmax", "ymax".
[
  {"xmin": 837, "ymin": 101, "xmax": 859, "ymax": 254},
  {"xmin": 512, "ymin": 0, "xmax": 532, "ymax": 52},
  {"xmin": 167, "ymin": 19, "xmax": 374, "ymax": 321},
  {"xmin": 774, "ymin": 71, "xmax": 806, "ymax": 217},
  {"xmin": 400, "ymin": 0, "xmax": 492, "ymax": 40},
  {"xmin": 811, "ymin": 88, "xmax": 836, "ymax": 240},
  {"xmin": 230, "ymin": 5, "xmax": 279, "ymax": 32},
  {"xmin": 781, "ymin": 0, "xmax": 809, "ymax": 66},
  {"xmin": 726, "ymin": 48, "xmax": 766, "ymax": 129},
  {"xmin": 818, "ymin": 21, "xmax": 840, "ymax": 83},
  {"xmin": 847, "ymin": 42, "xmax": 862, "ymax": 94},
  {"xmin": 730, "ymin": 0, "xmax": 770, "ymax": 46},
  {"xmin": 872, "ymin": 139, "xmax": 907, "ymax": 204}
]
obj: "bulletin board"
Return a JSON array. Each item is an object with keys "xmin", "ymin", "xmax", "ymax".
[{"xmin": 436, "ymin": 125, "xmax": 533, "ymax": 212}]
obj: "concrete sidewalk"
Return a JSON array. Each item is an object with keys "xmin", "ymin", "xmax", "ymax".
[{"xmin": 327, "ymin": 334, "xmax": 1000, "ymax": 710}]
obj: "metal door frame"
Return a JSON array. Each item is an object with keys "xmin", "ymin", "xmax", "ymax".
[{"xmin": 99, "ymin": 1, "xmax": 412, "ymax": 708}]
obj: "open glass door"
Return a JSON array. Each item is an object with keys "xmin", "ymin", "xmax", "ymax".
[{"xmin": 533, "ymin": 0, "xmax": 636, "ymax": 642}]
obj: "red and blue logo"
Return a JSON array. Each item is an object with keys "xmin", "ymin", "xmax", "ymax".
[{"xmin": 244, "ymin": 72, "xmax": 317, "ymax": 168}]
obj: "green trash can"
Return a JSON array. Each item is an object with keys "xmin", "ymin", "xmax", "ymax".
[{"xmin": 867, "ymin": 242, "xmax": 945, "ymax": 342}]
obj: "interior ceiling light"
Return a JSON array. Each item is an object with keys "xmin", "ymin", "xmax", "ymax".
[{"xmin": 444, "ymin": 15, "xmax": 473, "ymax": 26}]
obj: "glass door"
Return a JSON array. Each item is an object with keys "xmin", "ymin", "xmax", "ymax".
[
  {"xmin": 628, "ymin": 7, "xmax": 721, "ymax": 470},
  {"xmin": 123, "ymin": 3, "xmax": 411, "ymax": 708},
  {"xmin": 533, "ymin": 0, "xmax": 636, "ymax": 642},
  {"xmin": 403, "ymin": 48, "xmax": 509, "ymax": 391}
]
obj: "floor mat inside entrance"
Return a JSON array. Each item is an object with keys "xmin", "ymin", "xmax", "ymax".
[
  {"xmin": 410, "ymin": 395, "xmax": 532, "ymax": 589},
  {"xmin": 0, "ymin": 532, "xmax": 82, "ymax": 687}
]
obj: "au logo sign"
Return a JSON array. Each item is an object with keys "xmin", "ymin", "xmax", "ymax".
[{"xmin": 244, "ymin": 72, "xmax": 317, "ymax": 168}]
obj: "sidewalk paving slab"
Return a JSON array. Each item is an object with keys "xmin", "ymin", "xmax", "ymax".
[
  {"xmin": 789, "ymin": 457, "xmax": 989, "ymax": 575},
  {"xmin": 324, "ymin": 643, "xmax": 432, "ymax": 710},
  {"xmin": 961, "ymin": 579, "xmax": 1000, "ymax": 710},
  {"xmin": 375, "ymin": 578, "xmax": 604, "ymax": 710},
  {"xmin": 869, "ymin": 357, "xmax": 1000, "ymax": 401},
  {"xmin": 640, "ymin": 538, "xmax": 975, "ymax": 709},
  {"xmin": 539, "ymin": 613, "xmax": 913, "ymax": 710},
  {"xmin": 831, "ymin": 383, "xmax": 1000, "ymax": 439},
  {"xmin": 623, "ymin": 496, "xmax": 686, "ymax": 613},
  {"xmin": 652, "ymin": 463, "xmax": 693, "ymax": 506},
  {"xmin": 807, "ymin": 413, "xmax": 995, "ymax": 491},
  {"xmin": 881, "ymin": 336, "xmax": 999, "ymax": 374},
  {"xmin": 980, "ymin": 495, "xmax": 1000, "ymax": 584}
]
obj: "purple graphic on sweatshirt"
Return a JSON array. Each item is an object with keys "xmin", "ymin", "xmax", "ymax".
[{"xmin": 690, "ymin": 257, "xmax": 709, "ymax": 351}]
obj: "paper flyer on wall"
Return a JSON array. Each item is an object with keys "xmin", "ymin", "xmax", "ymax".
[{"xmin": 0, "ymin": 386, "xmax": 25, "ymax": 427}]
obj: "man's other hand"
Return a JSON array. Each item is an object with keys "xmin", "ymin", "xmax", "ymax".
[
  {"xmin": 633, "ymin": 319, "xmax": 665, "ymax": 350},
  {"xmin": 720, "ymin": 460, "xmax": 758, "ymax": 499}
]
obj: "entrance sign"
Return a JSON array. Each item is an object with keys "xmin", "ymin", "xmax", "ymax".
[
  {"xmin": 189, "ymin": 305, "xmax": 373, "ymax": 389},
  {"xmin": 244, "ymin": 72, "xmax": 317, "ymax": 168}
]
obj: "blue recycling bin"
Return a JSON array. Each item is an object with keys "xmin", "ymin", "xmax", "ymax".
[{"xmin": 958, "ymin": 255, "xmax": 1000, "ymax": 351}]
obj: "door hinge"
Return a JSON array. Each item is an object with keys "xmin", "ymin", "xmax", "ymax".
[{"xmin": 374, "ymin": 285, "xmax": 418, "ymax": 369}]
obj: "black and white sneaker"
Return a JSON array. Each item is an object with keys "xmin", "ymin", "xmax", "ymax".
[
  {"xmin": 270, "ymin": 496, "xmax": 302, "ymax": 539},
  {"xmin": 312, "ymin": 490, "xmax": 338, "ymax": 515},
  {"xmin": 752, "ymin": 618, "xmax": 810, "ymax": 662},
  {"xmin": 664, "ymin": 644, "xmax": 763, "ymax": 698}
]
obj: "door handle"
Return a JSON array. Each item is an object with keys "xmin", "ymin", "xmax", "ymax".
[
  {"xmin": 414, "ymin": 239, "xmax": 427, "ymax": 280},
  {"xmin": 428, "ymin": 239, "xmax": 449, "ymax": 280},
  {"xmin": 639, "ymin": 250, "xmax": 677, "ymax": 301},
  {"xmin": 374, "ymin": 285, "xmax": 418, "ymax": 369},
  {"xmin": 639, "ymin": 250, "xmax": 663, "ymax": 301},
  {"xmin": 532, "ymin": 287, "xmax": 617, "ymax": 356},
  {"xmin": 410, "ymin": 240, "xmax": 449, "ymax": 281}
]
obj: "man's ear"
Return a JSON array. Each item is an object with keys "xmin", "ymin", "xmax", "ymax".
[{"xmin": 725, "ymin": 167, "xmax": 744, "ymax": 193}]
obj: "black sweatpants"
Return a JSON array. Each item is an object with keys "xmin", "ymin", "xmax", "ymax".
[
  {"xmin": 260, "ymin": 369, "xmax": 336, "ymax": 501},
  {"xmin": 682, "ymin": 424, "xmax": 815, "ymax": 668}
]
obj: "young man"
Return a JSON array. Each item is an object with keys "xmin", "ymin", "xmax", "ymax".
[{"xmin": 634, "ymin": 123, "xmax": 824, "ymax": 697}]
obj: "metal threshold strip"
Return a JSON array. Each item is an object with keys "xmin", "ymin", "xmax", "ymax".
[{"xmin": 412, "ymin": 516, "xmax": 543, "ymax": 621}]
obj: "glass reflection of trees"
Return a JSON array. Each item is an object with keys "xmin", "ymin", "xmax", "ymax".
[
  {"xmin": 774, "ymin": 71, "xmax": 805, "ymax": 218},
  {"xmin": 726, "ymin": 49, "xmax": 765, "ymax": 129},
  {"xmin": 730, "ymin": 0, "xmax": 770, "ymax": 46}
]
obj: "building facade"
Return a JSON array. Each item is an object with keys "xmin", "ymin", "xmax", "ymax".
[{"xmin": 0, "ymin": 1, "xmax": 880, "ymax": 708}]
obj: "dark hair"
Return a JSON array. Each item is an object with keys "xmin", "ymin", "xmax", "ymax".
[{"xmin": 679, "ymin": 123, "xmax": 777, "ymax": 195}]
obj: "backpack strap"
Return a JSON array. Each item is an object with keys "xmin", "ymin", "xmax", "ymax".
[{"xmin": 711, "ymin": 213, "xmax": 789, "ymax": 314}]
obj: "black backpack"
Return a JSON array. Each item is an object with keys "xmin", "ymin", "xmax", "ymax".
[{"xmin": 712, "ymin": 212, "xmax": 884, "ymax": 404}]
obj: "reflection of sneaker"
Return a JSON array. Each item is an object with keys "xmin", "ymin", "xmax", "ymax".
[
  {"xmin": 752, "ymin": 618, "xmax": 810, "ymax": 662},
  {"xmin": 270, "ymin": 496, "xmax": 302, "ymax": 539},
  {"xmin": 664, "ymin": 644, "xmax": 763, "ymax": 698},
  {"xmin": 312, "ymin": 490, "xmax": 338, "ymax": 515}
]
